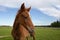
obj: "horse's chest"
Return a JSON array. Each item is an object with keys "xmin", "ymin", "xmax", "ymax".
[{"xmin": 19, "ymin": 25, "xmax": 30, "ymax": 37}]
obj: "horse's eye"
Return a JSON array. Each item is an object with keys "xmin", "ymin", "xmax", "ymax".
[
  {"xmin": 24, "ymin": 17, "xmax": 28, "ymax": 19},
  {"xmin": 21, "ymin": 14, "xmax": 28, "ymax": 19}
]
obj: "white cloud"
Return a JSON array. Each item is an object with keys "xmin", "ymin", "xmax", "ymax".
[
  {"xmin": 39, "ymin": 7, "xmax": 60, "ymax": 18},
  {"xmin": 0, "ymin": 0, "xmax": 60, "ymax": 18},
  {"xmin": 0, "ymin": 0, "xmax": 60, "ymax": 8},
  {"xmin": 0, "ymin": 0, "xmax": 19, "ymax": 8}
]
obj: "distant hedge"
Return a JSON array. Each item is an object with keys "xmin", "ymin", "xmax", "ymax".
[{"xmin": 0, "ymin": 26, "xmax": 11, "ymax": 27}]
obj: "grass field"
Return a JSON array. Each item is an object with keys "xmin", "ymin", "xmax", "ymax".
[{"xmin": 0, "ymin": 27, "xmax": 60, "ymax": 40}]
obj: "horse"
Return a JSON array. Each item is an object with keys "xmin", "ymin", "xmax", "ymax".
[{"xmin": 11, "ymin": 3, "xmax": 35, "ymax": 40}]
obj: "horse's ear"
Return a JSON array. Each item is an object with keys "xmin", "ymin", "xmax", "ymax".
[
  {"xmin": 27, "ymin": 7, "xmax": 31, "ymax": 12},
  {"xmin": 21, "ymin": 3, "xmax": 25, "ymax": 10}
]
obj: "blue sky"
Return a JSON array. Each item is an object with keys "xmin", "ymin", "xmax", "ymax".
[{"xmin": 0, "ymin": 0, "xmax": 60, "ymax": 26}]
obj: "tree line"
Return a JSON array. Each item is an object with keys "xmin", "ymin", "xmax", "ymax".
[
  {"xmin": 35, "ymin": 20, "xmax": 60, "ymax": 27},
  {"xmin": 51, "ymin": 20, "xmax": 60, "ymax": 27}
]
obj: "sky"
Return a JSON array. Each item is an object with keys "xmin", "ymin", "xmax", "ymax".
[{"xmin": 0, "ymin": 0, "xmax": 60, "ymax": 26}]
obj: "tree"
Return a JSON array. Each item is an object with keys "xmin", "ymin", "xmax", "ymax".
[{"xmin": 51, "ymin": 20, "xmax": 60, "ymax": 27}]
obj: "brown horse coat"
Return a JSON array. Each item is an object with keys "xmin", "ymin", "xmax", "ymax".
[{"xmin": 11, "ymin": 3, "xmax": 35, "ymax": 40}]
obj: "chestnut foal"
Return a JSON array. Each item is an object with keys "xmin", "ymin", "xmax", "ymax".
[{"xmin": 11, "ymin": 3, "xmax": 35, "ymax": 40}]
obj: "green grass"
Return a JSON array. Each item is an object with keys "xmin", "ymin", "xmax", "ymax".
[
  {"xmin": 35, "ymin": 27, "xmax": 60, "ymax": 40},
  {"xmin": 0, "ymin": 27, "xmax": 60, "ymax": 40},
  {"xmin": 0, "ymin": 27, "xmax": 11, "ymax": 36}
]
